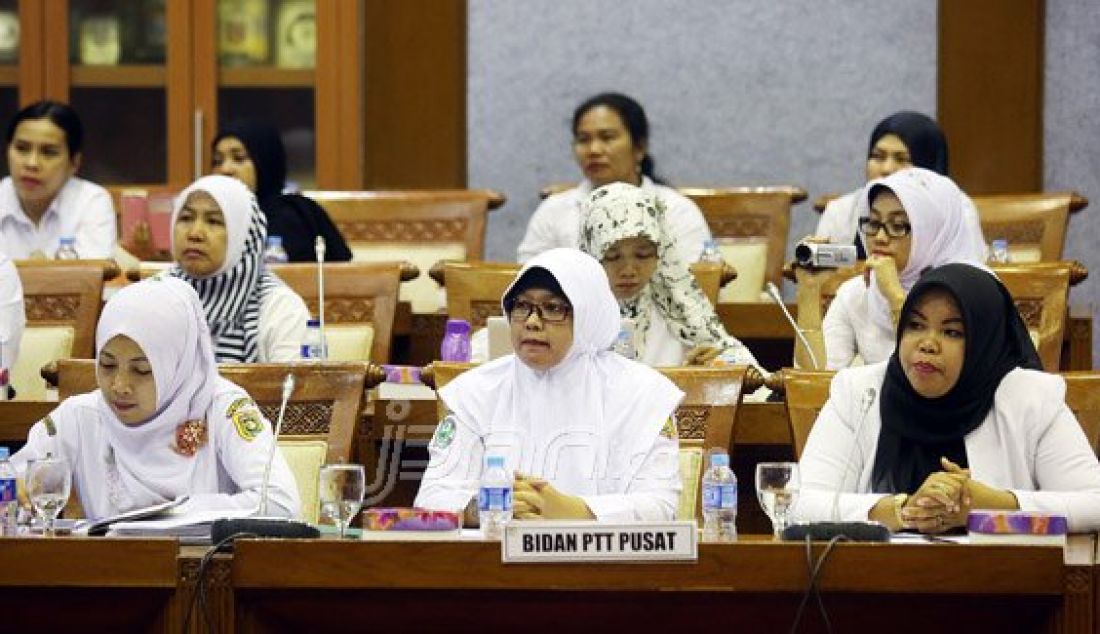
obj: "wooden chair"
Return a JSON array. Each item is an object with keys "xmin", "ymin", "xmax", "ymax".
[
  {"xmin": 434, "ymin": 260, "xmax": 733, "ymax": 329},
  {"xmin": 14, "ymin": 262, "xmax": 105, "ymax": 399},
  {"xmin": 268, "ymin": 262, "xmax": 404, "ymax": 363},
  {"xmin": 813, "ymin": 191, "xmax": 1088, "ymax": 263},
  {"xmin": 420, "ymin": 362, "xmax": 755, "ymax": 522},
  {"xmin": 777, "ymin": 369, "xmax": 1100, "ymax": 459},
  {"xmin": 304, "ymin": 190, "xmax": 505, "ymax": 313},
  {"xmin": 792, "ymin": 261, "xmax": 1084, "ymax": 372},
  {"xmin": 53, "ymin": 359, "xmax": 374, "ymax": 523}
]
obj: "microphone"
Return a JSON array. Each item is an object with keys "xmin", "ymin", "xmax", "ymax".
[
  {"xmin": 211, "ymin": 372, "xmax": 319, "ymax": 544},
  {"xmin": 782, "ymin": 386, "xmax": 889, "ymax": 542},
  {"xmin": 315, "ymin": 236, "xmax": 328, "ymax": 360},
  {"xmin": 766, "ymin": 282, "xmax": 820, "ymax": 370}
]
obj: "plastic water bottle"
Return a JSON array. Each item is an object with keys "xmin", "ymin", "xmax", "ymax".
[
  {"xmin": 300, "ymin": 318, "xmax": 324, "ymax": 359},
  {"xmin": 990, "ymin": 239, "xmax": 1010, "ymax": 264},
  {"xmin": 0, "ymin": 446, "xmax": 17, "ymax": 536},
  {"xmin": 478, "ymin": 455, "xmax": 512, "ymax": 540},
  {"xmin": 263, "ymin": 235, "xmax": 289, "ymax": 264},
  {"xmin": 440, "ymin": 319, "xmax": 472, "ymax": 362},
  {"xmin": 701, "ymin": 452, "xmax": 737, "ymax": 542},
  {"xmin": 54, "ymin": 237, "xmax": 79, "ymax": 260},
  {"xmin": 699, "ymin": 239, "xmax": 722, "ymax": 263},
  {"xmin": 612, "ymin": 317, "xmax": 637, "ymax": 359}
]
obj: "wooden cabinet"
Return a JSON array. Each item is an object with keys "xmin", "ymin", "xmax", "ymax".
[{"xmin": 8, "ymin": 0, "xmax": 363, "ymax": 190}]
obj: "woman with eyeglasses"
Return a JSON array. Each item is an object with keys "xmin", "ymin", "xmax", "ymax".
[
  {"xmin": 415, "ymin": 248, "xmax": 683, "ymax": 523},
  {"xmin": 815, "ymin": 168, "xmax": 987, "ymax": 369}
]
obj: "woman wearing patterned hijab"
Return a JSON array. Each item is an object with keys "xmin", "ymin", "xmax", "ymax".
[
  {"xmin": 168, "ymin": 174, "xmax": 308, "ymax": 362},
  {"xmin": 579, "ymin": 182, "xmax": 762, "ymax": 370}
]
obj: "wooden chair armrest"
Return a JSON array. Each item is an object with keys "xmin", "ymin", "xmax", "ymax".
[
  {"xmin": 40, "ymin": 361, "xmax": 60, "ymax": 389},
  {"xmin": 788, "ymin": 187, "xmax": 808, "ymax": 204},
  {"xmin": 399, "ymin": 261, "xmax": 420, "ymax": 282},
  {"xmin": 744, "ymin": 366, "xmax": 765, "ymax": 393},
  {"xmin": 720, "ymin": 262, "xmax": 738, "ymax": 287},
  {"xmin": 420, "ymin": 364, "xmax": 437, "ymax": 390},
  {"xmin": 1070, "ymin": 260, "xmax": 1089, "ymax": 285},
  {"xmin": 485, "ymin": 189, "xmax": 506, "ymax": 210},
  {"xmin": 1070, "ymin": 192, "xmax": 1089, "ymax": 213},
  {"xmin": 764, "ymin": 369, "xmax": 787, "ymax": 396},
  {"xmin": 365, "ymin": 363, "xmax": 387, "ymax": 390},
  {"xmin": 428, "ymin": 261, "xmax": 447, "ymax": 287}
]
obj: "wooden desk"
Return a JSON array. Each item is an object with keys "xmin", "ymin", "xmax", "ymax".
[
  {"xmin": 232, "ymin": 537, "xmax": 1094, "ymax": 633},
  {"xmin": 0, "ymin": 400, "xmax": 56, "ymax": 444}
]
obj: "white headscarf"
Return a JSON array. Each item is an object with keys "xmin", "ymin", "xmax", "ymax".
[
  {"xmin": 858, "ymin": 167, "xmax": 988, "ymax": 332},
  {"xmin": 438, "ymin": 248, "xmax": 684, "ymax": 490},
  {"xmin": 169, "ymin": 174, "xmax": 283, "ymax": 362},
  {"xmin": 579, "ymin": 182, "xmax": 760, "ymax": 367},
  {"xmin": 93, "ymin": 276, "xmax": 220, "ymax": 509}
]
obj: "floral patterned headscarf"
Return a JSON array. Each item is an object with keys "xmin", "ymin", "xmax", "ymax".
[{"xmin": 579, "ymin": 183, "xmax": 758, "ymax": 366}]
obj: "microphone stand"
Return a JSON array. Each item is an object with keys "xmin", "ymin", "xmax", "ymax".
[{"xmin": 315, "ymin": 236, "xmax": 328, "ymax": 360}]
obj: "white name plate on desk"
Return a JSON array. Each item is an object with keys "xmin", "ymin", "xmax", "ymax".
[{"xmin": 502, "ymin": 521, "xmax": 697, "ymax": 563}]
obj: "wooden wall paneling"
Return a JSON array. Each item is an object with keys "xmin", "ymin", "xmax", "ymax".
[
  {"xmin": 16, "ymin": 0, "xmax": 45, "ymax": 103},
  {"xmin": 192, "ymin": 0, "xmax": 219, "ymax": 186},
  {"xmin": 938, "ymin": 0, "xmax": 1045, "ymax": 193},
  {"xmin": 362, "ymin": 0, "xmax": 467, "ymax": 188},
  {"xmin": 41, "ymin": 0, "xmax": 67, "ymax": 102},
  {"xmin": 166, "ymin": 0, "xmax": 195, "ymax": 187},
  {"xmin": 315, "ymin": 0, "xmax": 365, "ymax": 189}
]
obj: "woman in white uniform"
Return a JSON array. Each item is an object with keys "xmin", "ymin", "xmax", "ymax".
[
  {"xmin": 0, "ymin": 252, "xmax": 24, "ymax": 391},
  {"xmin": 805, "ymin": 168, "xmax": 987, "ymax": 369},
  {"xmin": 13, "ymin": 277, "xmax": 300, "ymax": 520},
  {"xmin": 169, "ymin": 174, "xmax": 308, "ymax": 363},
  {"xmin": 795, "ymin": 263, "xmax": 1100, "ymax": 533},
  {"xmin": 579, "ymin": 182, "xmax": 761, "ymax": 369},
  {"xmin": 516, "ymin": 92, "xmax": 711, "ymax": 265},
  {"xmin": 0, "ymin": 100, "xmax": 116, "ymax": 260},
  {"xmin": 415, "ymin": 248, "xmax": 683, "ymax": 523}
]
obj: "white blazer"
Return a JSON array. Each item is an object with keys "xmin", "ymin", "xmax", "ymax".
[{"xmin": 794, "ymin": 362, "xmax": 1100, "ymax": 532}]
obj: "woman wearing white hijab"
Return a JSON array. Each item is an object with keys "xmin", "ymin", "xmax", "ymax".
[
  {"xmin": 579, "ymin": 182, "xmax": 762, "ymax": 370},
  {"xmin": 415, "ymin": 248, "xmax": 683, "ymax": 522},
  {"xmin": 818, "ymin": 167, "xmax": 987, "ymax": 369},
  {"xmin": 169, "ymin": 174, "xmax": 308, "ymax": 363},
  {"xmin": 12, "ymin": 276, "xmax": 300, "ymax": 520}
]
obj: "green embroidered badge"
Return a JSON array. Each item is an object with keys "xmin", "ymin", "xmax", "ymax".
[{"xmin": 431, "ymin": 415, "xmax": 457, "ymax": 450}]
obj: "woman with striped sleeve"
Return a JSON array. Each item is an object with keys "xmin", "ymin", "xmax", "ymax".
[{"xmin": 168, "ymin": 174, "xmax": 308, "ymax": 362}]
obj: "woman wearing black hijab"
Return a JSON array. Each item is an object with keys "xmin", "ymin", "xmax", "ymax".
[
  {"xmin": 212, "ymin": 120, "xmax": 352, "ymax": 262},
  {"xmin": 794, "ymin": 263, "xmax": 1100, "ymax": 533},
  {"xmin": 814, "ymin": 111, "xmax": 980, "ymax": 258}
]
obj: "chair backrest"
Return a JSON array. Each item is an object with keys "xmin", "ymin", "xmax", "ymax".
[
  {"xmin": 680, "ymin": 187, "xmax": 805, "ymax": 301},
  {"xmin": 777, "ymin": 369, "xmax": 837, "ymax": 460},
  {"xmin": 268, "ymin": 262, "xmax": 402, "ymax": 363},
  {"xmin": 304, "ymin": 190, "xmax": 504, "ymax": 313},
  {"xmin": 422, "ymin": 361, "xmax": 749, "ymax": 521},
  {"xmin": 972, "ymin": 192, "xmax": 1087, "ymax": 262},
  {"xmin": 55, "ymin": 359, "xmax": 369, "ymax": 522},
  {"xmin": 1063, "ymin": 372, "xmax": 1100, "ymax": 453},
  {"xmin": 15, "ymin": 262, "xmax": 105, "ymax": 399},
  {"xmin": 440, "ymin": 260, "xmax": 729, "ymax": 330}
]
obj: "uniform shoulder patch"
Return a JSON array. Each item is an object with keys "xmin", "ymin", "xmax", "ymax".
[
  {"xmin": 431, "ymin": 414, "xmax": 457, "ymax": 450},
  {"xmin": 227, "ymin": 397, "xmax": 264, "ymax": 442},
  {"xmin": 660, "ymin": 416, "xmax": 678, "ymax": 439}
]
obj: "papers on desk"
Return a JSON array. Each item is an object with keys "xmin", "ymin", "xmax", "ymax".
[
  {"xmin": 84, "ymin": 495, "xmax": 191, "ymax": 536},
  {"xmin": 108, "ymin": 508, "xmax": 252, "ymax": 545}
]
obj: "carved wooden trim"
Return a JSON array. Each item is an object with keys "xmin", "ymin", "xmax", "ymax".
[
  {"xmin": 986, "ymin": 221, "xmax": 1044, "ymax": 243},
  {"xmin": 25, "ymin": 294, "xmax": 82, "ymax": 320},
  {"xmin": 708, "ymin": 216, "xmax": 772, "ymax": 238},
  {"xmin": 470, "ymin": 300, "xmax": 501, "ymax": 329},
  {"xmin": 339, "ymin": 219, "xmax": 469, "ymax": 242},
  {"xmin": 257, "ymin": 402, "xmax": 334, "ymax": 435},
  {"xmin": 1014, "ymin": 298, "xmax": 1043, "ymax": 328},
  {"xmin": 306, "ymin": 298, "xmax": 377, "ymax": 323},
  {"xmin": 676, "ymin": 406, "xmax": 709, "ymax": 440}
]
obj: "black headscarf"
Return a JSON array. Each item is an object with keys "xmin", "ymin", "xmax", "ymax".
[
  {"xmin": 868, "ymin": 111, "xmax": 950, "ymax": 176},
  {"xmin": 871, "ymin": 263, "xmax": 1042, "ymax": 494}
]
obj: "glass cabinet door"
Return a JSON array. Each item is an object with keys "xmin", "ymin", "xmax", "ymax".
[
  {"xmin": 213, "ymin": 0, "xmax": 316, "ymax": 189},
  {"xmin": 65, "ymin": 0, "xmax": 171, "ymax": 184}
]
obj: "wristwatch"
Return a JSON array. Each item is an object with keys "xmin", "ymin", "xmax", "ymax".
[{"xmin": 892, "ymin": 493, "xmax": 909, "ymax": 527}]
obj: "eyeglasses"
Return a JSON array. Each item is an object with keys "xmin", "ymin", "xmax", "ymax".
[
  {"xmin": 506, "ymin": 298, "xmax": 572, "ymax": 323},
  {"xmin": 859, "ymin": 217, "xmax": 912, "ymax": 239}
]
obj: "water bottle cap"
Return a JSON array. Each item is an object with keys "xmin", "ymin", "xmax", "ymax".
[
  {"xmin": 486, "ymin": 455, "xmax": 505, "ymax": 468},
  {"xmin": 710, "ymin": 452, "xmax": 730, "ymax": 467},
  {"xmin": 60, "ymin": 236, "xmax": 75, "ymax": 245},
  {"xmin": 0, "ymin": 446, "xmax": 8, "ymax": 459},
  {"xmin": 444, "ymin": 319, "xmax": 471, "ymax": 335},
  {"xmin": 267, "ymin": 235, "xmax": 283, "ymax": 246},
  {"xmin": 307, "ymin": 318, "xmax": 320, "ymax": 328},
  {"xmin": 992, "ymin": 238, "xmax": 1008, "ymax": 248}
]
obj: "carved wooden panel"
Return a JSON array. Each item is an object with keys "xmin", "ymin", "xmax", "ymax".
[
  {"xmin": 707, "ymin": 215, "xmax": 771, "ymax": 238},
  {"xmin": 1013, "ymin": 298, "xmax": 1043, "ymax": 328},
  {"xmin": 676, "ymin": 405, "xmax": 710, "ymax": 440},
  {"xmin": 306, "ymin": 298, "xmax": 377, "ymax": 323},
  {"xmin": 25, "ymin": 294, "xmax": 82, "ymax": 321},
  {"xmin": 258, "ymin": 401, "xmax": 334, "ymax": 435},
  {"xmin": 338, "ymin": 219, "xmax": 469, "ymax": 242},
  {"xmin": 985, "ymin": 221, "xmax": 1044, "ymax": 243},
  {"xmin": 470, "ymin": 300, "xmax": 502, "ymax": 329}
]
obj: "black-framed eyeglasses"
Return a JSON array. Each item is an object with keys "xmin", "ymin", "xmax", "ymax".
[
  {"xmin": 859, "ymin": 217, "xmax": 912, "ymax": 239},
  {"xmin": 506, "ymin": 298, "xmax": 572, "ymax": 323}
]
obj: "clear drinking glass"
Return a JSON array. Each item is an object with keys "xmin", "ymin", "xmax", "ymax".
[
  {"xmin": 25, "ymin": 457, "xmax": 72, "ymax": 537},
  {"xmin": 318, "ymin": 463, "xmax": 365, "ymax": 538},
  {"xmin": 756, "ymin": 461, "xmax": 800, "ymax": 538}
]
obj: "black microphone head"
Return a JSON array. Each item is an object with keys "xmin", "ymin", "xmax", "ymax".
[
  {"xmin": 211, "ymin": 517, "xmax": 319, "ymax": 549},
  {"xmin": 781, "ymin": 521, "xmax": 890, "ymax": 542}
]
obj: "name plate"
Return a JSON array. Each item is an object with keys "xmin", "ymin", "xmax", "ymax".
[{"xmin": 502, "ymin": 521, "xmax": 697, "ymax": 563}]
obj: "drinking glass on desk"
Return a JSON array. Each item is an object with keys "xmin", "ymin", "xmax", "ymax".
[
  {"xmin": 756, "ymin": 462, "xmax": 800, "ymax": 538},
  {"xmin": 319, "ymin": 463, "xmax": 365, "ymax": 538},
  {"xmin": 26, "ymin": 456, "xmax": 72, "ymax": 537}
]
